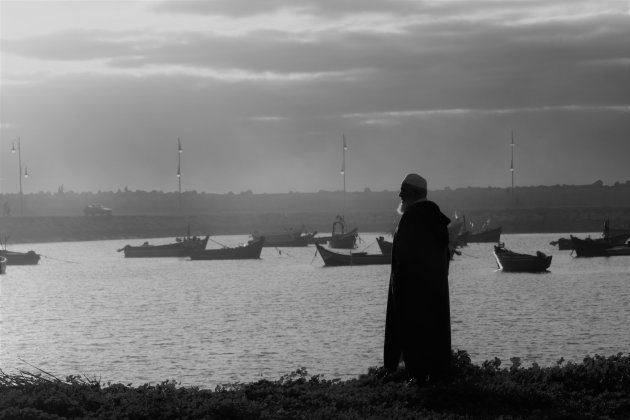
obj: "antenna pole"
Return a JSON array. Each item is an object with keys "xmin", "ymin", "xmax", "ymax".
[
  {"xmin": 341, "ymin": 135, "xmax": 347, "ymax": 218},
  {"xmin": 510, "ymin": 131, "xmax": 515, "ymax": 201},
  {"xmin": 177, "ymin": 138, "xmax": 182, "ymax": 213}
]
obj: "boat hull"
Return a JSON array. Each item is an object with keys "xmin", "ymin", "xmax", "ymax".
[
  {"xmin": 376, "ymin": 236, "xmax": 392, "ymax": 255},
  {"xmin": 121, "ymin": 236, "xmax": 209, "ymax": 258},
  {"xmin": 190, "ymin": 238, "xmax": 265, "ymax": 260},
  {"xmin": 0, "ymin": 250, "xmax": 41, "ymax": 265},
  {"xmin": 493, "ymin": 246, "xmax": 552, "ymax": 272},
  {"xmin": 251, "ymin": 231, "xmax": 312, "ymax": 247},
  {"xmin": 570, "ymin": 236, "xmax": 610, "ymax": 257},
  {"xmin": 315, "ymin": 243, "xmax": 390, "ymax": 266},
  {"xmin": 468, "ymin": 227, "xmax": 502, "ymax": 243},
  {"xmin": 328, "ymin": 228, "xmax": 359, "ymax": 249}
]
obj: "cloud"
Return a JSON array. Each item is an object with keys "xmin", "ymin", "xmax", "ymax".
[{"xmin": 1, "ymin": 0, "xmax": 628, "ymax": 193}]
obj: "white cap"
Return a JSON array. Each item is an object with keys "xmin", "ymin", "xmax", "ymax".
[{"xmin": 401, "ymin": 173, "xmax": 427, "ymax": 192}]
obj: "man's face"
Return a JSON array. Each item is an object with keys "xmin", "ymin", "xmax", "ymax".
[{"xmin": 397, "ymin": 189, "xmax": 411, "ymax": 214}]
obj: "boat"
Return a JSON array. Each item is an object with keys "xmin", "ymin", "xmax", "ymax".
[
  {"xmin": 0, "ymin": 256, "xmax": 6, "ymax": 274},
  {"xmin": 119, "ymin": 235, "xmax": 209, "ymax": 258},
  {"xmin": 328, "ymin": 216, "xmax": 358, "ymax": 249},
  {"xmin": 376, "ymin": 236, "xmax": 392, "ymax": 255},
  {"xmin": 549, "ymin": 237, "xmax": 575, "ymax": 250},
  {"xmin": 190, "ymin": 237, "xmax": 265, "ymax": 260},
  {"xmin": 493, "ymin": 243, "xmax": 552, "ymax": 272},
  {"xmin": 0, "ymin": 249, "xmax": 41, "ymax": 265},
  {"xmin": 551, "ymin": 233, "xmax": 630, "ymax": 251},
  {"xmin": 315, "ymin": 243, "xmax": 390, "ymax": 266},
  {"xmin": 251, "ymin": 226, "xmax": 314, "ymax": 247},
  {"xmin": 468, "ymin": 226, "xmax": 502, "ymax": 243},
  {"xmin": 570, "ymin": 235, "xmax": 630, "ymax": 257},
  {"xmin": 458, "ymin": 216, "xmax": 502, "ymax": 243},
  {"xmin": 551, "ymin": 219, "xmax": 630, "ymax": 251}
]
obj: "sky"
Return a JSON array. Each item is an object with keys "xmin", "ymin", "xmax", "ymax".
[{"xmin": 0, "ymin": 0, "xmax": 628, "ymax": 194}]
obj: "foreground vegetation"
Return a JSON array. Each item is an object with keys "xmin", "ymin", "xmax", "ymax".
[{"xmin": 2, "ymin": 351, "xmax": 629, "ymax": 419}]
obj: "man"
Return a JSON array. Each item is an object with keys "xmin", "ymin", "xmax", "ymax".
[{"xmin": 384, "ymin": 173, "xmax": 452, "ymax": 382}]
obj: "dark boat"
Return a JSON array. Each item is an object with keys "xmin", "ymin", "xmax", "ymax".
[
  {"xmin": 251, "ymin": 226, "xmax": 314, "ymax": 247},
  {"xmin": 493, "ymin": 243, "xmax": 552, "ymax": 272},
  {"xmin": 468, "ymin": 226, "xmax": 502, "ymax": 243},
  {"xmin": 0, "ymin": 249, "xmax": 41, "ymax": 265},
  {"xmin": 570, "ymin": 235, "xmax": 609, "ymax": 257},
  {"xmin": 549, "ymin": 237, "xmax": 575, "ymax": 250},
  {"xmin": 0, "ymin": 256, "xmax": 6, "ymax": 274},
  {"xmin": 551, "ymin": 233, "xmax": 630, "ymax": 250},
  {"xmin": 376, "ymin": 236, "xmax": 392, "ymax": 255},
  {"xmin": 570, "ymin": 235, "xmax": 630, "ymax": 257},
  {"xmin": 315, "ymin": 243, "xmax": 390, "ymax": 266},
  {"xmin": 328, "ymin": 216, "xmax": 358, "ymax": 249},
  {"xmin": 571, "ymin": 235, "xmax": 630, "ymax": 257},
  {"xmin": 553, "ymin": 219, "xmax": 630, "ymax": 250},
  {"xmin": 119, "ymin": 235, "xmax": 209, "ymax": 258},
  {"xmin": 458, "ymin": 216, "xmax": 501, "ymax": 243},
  {"xmin": 190, "ymin": 237, "xmax": 265, "ymax": 260}
]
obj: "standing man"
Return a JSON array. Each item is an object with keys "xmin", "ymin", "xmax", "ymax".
[{"xmin": 384, "ymin": 173, "xmax": 452, "ymax": 383}]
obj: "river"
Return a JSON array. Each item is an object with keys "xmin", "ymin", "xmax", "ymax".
[{"xmin": 1, "ymin": 233, "xmax": 628, "ymax": 388}]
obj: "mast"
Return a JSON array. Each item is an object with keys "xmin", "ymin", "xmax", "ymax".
[
  {"xmin": 11, "ymin": 137, "xmax": 24, "ymax": 214},
  {"xmin": 510, "ymin": 131, "xmax": 515, "ymax": 200},
  {"xmin": 177, "ymin": 138, "xmax": 182, "ymax": 213},
  {"xmin": 341, "ymin": 134, "xmax": 347, "ymax": 218}
]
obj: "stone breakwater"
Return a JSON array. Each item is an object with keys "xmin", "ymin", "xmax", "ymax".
[{"xmin": 0, "ymin": 207, "xmax": 628, "ymax": 244}]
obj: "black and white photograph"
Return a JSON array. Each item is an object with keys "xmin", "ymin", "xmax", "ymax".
[{"xmin": 1, "ymin": 0, "xmax": 629, "ymax": 418}]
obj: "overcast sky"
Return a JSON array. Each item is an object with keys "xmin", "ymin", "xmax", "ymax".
[{"xmin": 1, "ymin": 0, "xmax": 628, "ymax": 194}]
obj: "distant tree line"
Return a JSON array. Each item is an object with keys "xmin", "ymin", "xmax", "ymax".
[{"xmin": 0, "ymin": 180, "xmax": 628, "ymax": 218}]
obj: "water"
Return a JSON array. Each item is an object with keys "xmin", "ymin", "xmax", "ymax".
[{"xmin": 1, "ymin": 233, "xmax": 628, "ymax": 388}]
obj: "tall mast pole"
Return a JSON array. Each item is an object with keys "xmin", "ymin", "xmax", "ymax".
[
  {"xmin": 341, "ymin": 134, "xmax": 347, "ymax": 218},
  {"xmin": 510, "ymin": 131, "xmax": 515, "ymax": 200},
  {"xmin": 11, "ymin": 137, "xmax": 24, "ymax": 214},
  {"xmin": 177, "ymin": 138, "xmax": 182, "ymax": 213}
]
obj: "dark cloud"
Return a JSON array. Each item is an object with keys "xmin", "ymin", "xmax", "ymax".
[
  {"xmin": 150, "ymin": 0, "xmax": 422, "ymax": 18},
  {"xmin": 2, "ymin": 1, "xmax": 628, "ymax": 193},
  {"xmin": 5, "ymin": 10, "xmax": 626, "ymax": 115}
]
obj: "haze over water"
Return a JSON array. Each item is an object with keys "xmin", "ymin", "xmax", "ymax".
[{"xmin": 1, "ymin": 233, "xmax": 628, "ymax": 388}]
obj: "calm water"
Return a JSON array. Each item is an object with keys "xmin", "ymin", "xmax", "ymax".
[{"xmin": 1, "ymin": 233, "xmax": 628, "ymax": 388}]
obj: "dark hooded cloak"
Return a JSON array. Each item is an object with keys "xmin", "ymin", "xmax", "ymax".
[{"xmin": 384, "ymin": 200, "xmax": 452, "ymax": 380}]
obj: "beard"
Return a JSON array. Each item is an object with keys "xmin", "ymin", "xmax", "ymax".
[{"xmin": 396, "ymin": 201, "xmax": 407, "ymax": 215}]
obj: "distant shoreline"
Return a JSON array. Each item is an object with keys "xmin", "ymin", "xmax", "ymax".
[{"xmin": 1, "ymin": 207, "xmax": 628, "ymax": 244}]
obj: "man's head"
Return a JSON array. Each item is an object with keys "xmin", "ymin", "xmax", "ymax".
[{"xmin": 397, "ymin": 173, "xmax": 427, "ymax": 214}]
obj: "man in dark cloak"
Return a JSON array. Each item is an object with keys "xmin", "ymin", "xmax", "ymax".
[{"xmin": 384, "ymin": 173, "xmax": 452, "ymax": 382}]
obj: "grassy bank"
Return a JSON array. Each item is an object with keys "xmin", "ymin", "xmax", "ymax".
[{"xmin": 2, "ymin": 351, "xmax": 629, "ymax": 419}]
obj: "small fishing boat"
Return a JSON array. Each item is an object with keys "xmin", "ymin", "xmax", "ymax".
[
  {"xmin": 0, "ymin": 256, "xmax": 6, "ymax": 274},
  {"xmin": 190, "ymin": 237, "xmax": 265, "ymax": 260},
  {"xmin": 0, "ymin": 249, "xmax": 41, "ymax": 265},
  {"xmin": 458, "ymin": 216, "xmax": 501, "ymax": 243},
  {"xmin": 493, "ymin": 243, "xmax": 552, "ymax": 272},
  {"xmin": 119, "ymin": 235, "xmax": 209, "ymax": 258},
  {"xmin": 376, "ymin": 236, "xmax": 392, "ymax": 255},
  {"xmin": 315, "ymin": 243, "xmax": 390, "ymax": 266},
  {"xmin": 570, "ymin": 235, "xmax": 610, "ymax": 257},
  {"xmin": 251, "ymin": 226, "xmax": 314, "ymax": 247},
  {"xmin": 549, "ymin": 237, "xmax": 575, "ymax": 250},
  {"xmin": 468, "ymin": 226, "xmax": 502, "ymax": 243},
  {"xmin": 327, "ymin": 216, "xmax": 358, "ymax": 249}
]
